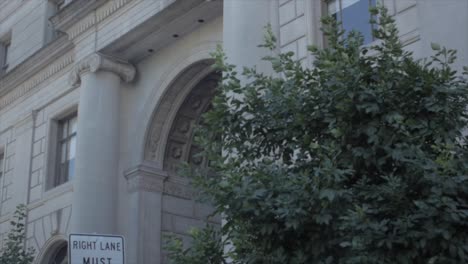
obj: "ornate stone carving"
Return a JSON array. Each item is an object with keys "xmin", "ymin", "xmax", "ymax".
[
  {"xmin": 124, "ymin": 162, "xmax": 168, "ymax": 193},
  {"xmin": 69, "ymin": 53, "xmax": 136, "ymax": 86},
  {"xmin": 162, "ymin": 73, "xmax": 219, "ymax": 176},
  {"xmin": 171, "ymin": 146, "xmax": 183, "ymax": 159}
]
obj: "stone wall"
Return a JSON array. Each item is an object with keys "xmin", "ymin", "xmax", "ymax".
[
  {"xmin": 0, "ymin": 0, "xmax": 51, "ymax": 70},
  {"xmin": 279, "ymin": 0, "xmax": 308, "ymax": 61},
  {"xmin": 0, "ymin": 128, "xmax": 15, "ymax": 217},
  {"xmin": 160, "ymin": 193, "xmax": 220, "ymax": 263},
  {"xmin": 277, "ymin": 0, "xmax": 421, "ymax": 63},
  {"xmin": 0, "ymin": 1, "xmax": 466, "ymax": 263}
]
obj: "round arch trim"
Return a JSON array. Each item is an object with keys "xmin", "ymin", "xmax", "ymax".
[
  {"xmin": 34, "ymin": 235, "xmax": 67, "ymax": 264},
  {"xmin": 140, "ymin": 42, "xmax": 220, "ymax": 166}
]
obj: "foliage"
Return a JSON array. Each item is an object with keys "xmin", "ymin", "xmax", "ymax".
[
  {"xmin": 0, "ymin": 204, "xmax": 35, "ymax": 264},
  {"xmin": 167, "ymin": 6, "xmax": 468, "ymax": 264},
  {"xmin": 164, "ymin": 226, "xmax": 227, "ymax": 264}
]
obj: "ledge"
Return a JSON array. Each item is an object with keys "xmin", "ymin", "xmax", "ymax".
[
  {"xmin": 0, "ymin": 35, "xmax": 73, "ymax": 98},
  {"xmin": 50, "ymin": 0, "xmax": 108, "ymax": 34},
  {"xmin": 51, "ymin": 0, "xmax": 137, "ymax": 40}
]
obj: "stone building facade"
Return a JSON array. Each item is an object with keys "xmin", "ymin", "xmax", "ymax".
[{"xmin": 0, "ymin": 0, "xmax": 467, "ymax": 263}]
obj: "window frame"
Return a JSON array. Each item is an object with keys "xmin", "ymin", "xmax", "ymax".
[
  {"xmin": 45, "ymin": 107, "xmax": 78, "ymax": 191},
  {"xmin": 0, "ymin": 33, "xmax": 12, "ymax": 75},
  {"xmin": 54, "ymin": 113, "xmax": 77, "ymax": 187},
  {"xmin": 324, "ymin": 0, "xmax": 377, "ymax": 45}
]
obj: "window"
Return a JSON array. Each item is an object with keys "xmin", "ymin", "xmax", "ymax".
[
  {"xmin": 54, "ymin": 113, "xmax": 77, "ymax": 187},
  {"xmin": 0, "ymin": 36, "xmax": 11, "ymax": 74},
  {"xmin": 327, "ymin": 0, "xmax": 376, "ymax": 44},
  {"xmin": 0, "ymin": 152, "xmax": 4, "ymax": 179}
]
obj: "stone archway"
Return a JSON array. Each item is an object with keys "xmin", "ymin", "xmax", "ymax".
[
  {"xmin": 163, "ymin": 72, "xmax": 219, "ymax": 175},
  {"xmin": 36, "ymin": 236, "xmax": 68, "ymax": 264},
  {"xmin": 144, "ymin": 60, "xmax": 216, "ymax": 167},
  {"xmin": 126, "ymin": 62, "xmax": 221, "ymax": 264}
]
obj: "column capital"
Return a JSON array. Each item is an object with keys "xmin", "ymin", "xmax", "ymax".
[{"xmin": 69, "ymin": 53, "xmax": 136, "ymax": 86}]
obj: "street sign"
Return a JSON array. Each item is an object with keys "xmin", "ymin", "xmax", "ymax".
[{"xmin": 69, "ymin": 234, "xmax": 125, "ymax": 264}]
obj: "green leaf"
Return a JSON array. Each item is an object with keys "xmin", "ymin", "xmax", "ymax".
[{"xmin": 431, "ymin": 42, "xmax": 441, "ymax": 51}]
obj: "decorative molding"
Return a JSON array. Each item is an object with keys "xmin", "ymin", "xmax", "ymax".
[
  {"xmin": 50, "ymin": 0, "xmax": 108, "ymax": 35},
  {"xmin": 0, "ymin": 35, "xmax": 74, "ymax": 110},
  {"xmin": 0, "ymin": 52, "xmax": 74, "ymax": 111},
  {"xmin": 144, "ymin": 60, "xmax": 215, "ymax": 162},
  {"xmin": 124, "ymin": 162, "xmax": 168, "ymax": 193},
  {"xmin": 160, "ymin": 73, "xmax": 218, "ymax": 174},
  {"xmin": 69, "ymin": 53, "xmax": 136, "ymax": 86},
  {"xmin": 57, "ymin": 0, "xmax": 137, "ymax": 40}
]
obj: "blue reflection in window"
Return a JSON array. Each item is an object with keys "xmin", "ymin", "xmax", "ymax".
[{"xmin": 328, "ymin": 0, "xmax": 376, "ymax": 44}]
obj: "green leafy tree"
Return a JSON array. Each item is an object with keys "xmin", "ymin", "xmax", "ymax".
[
  {"xmin": 166, "ymin": 6, "xmax": 468, "ymax": 264},
  {"xmin": 165, "ymin": 226, "xmax": 226, "ymax": 264},
  {"xmin": 0, "ymin": 204, "xmax": 35, "ymax": 264}
]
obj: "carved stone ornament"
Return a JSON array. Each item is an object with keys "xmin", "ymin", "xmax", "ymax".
[
  {"xmin": 163, "ymin": 73, "xmax": 219, "ymax": 175},
  {"xmin": 69, "ymin": 52, "xmax": 136, "ymax": 86}
]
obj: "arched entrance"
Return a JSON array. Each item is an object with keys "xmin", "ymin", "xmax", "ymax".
[
  {"xmin": 163, "ymin": 72, "xmax": 219, "ymax": 175},
  {"xmin": 48, "ymin": 243, "xmax": 67, "ymax": 264},
  {"xmin": 127, "ymin": 61, "xmax": 221, "ymax": 263},
  {"xmin": 37, "ymin": 237, "xmax": 68, "ymax": 264}
]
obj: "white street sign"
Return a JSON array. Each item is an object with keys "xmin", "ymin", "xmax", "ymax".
[{"xmin": 69, "ymin": 234, "xmax": 125, "ymax": 264}]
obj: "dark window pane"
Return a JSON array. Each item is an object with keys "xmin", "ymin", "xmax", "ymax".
[
  {"xmin": 61, "ymin": 142, "xmax": 67, "ymax": 163},
  {"xmin": 0, "ymin": 153, "xmax": 4, "ymax": 177},
  {"xmin": 57, "ymin": 162, "xmax": 68, "ymax": 186},
  {"xmin": 61, "ymin": 120, "xmax": 68, "ymax": 139},
  {"xmin": 68, "ymin": 158, "xmax": 75, "ymax": 181}
]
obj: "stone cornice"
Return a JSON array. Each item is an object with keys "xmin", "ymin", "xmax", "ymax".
[
  {"xmin": 124, "ymin": 162, "xmax": 168, "ymax": 193},
  {"xmin": 69, "ymin": 53, "xmax": 136, "ymax": 86},
  {"xmin": 51, "ymin": 0, "xmax": 136, "ymax": 40},
  {"xmin": 0, "ymin": 35, "xmax": 73, "ymax": 98},
  {"xmin": 50, "ymin": 0, "xmax": 108, "ymax": 34},
  {"xmin": 0, "ymin": 36, "xmax": 74, "ymax": 111}
]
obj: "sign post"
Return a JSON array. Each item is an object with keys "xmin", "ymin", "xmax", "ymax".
[{"xmin": 69, "ymin": 234, "xmax": 125, "ymax": 264}]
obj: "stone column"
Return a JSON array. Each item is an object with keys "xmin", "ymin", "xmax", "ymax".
[
  {"xmin": 69, "ymin": 53, "xmax": 135, "ymax": 234},
  {"xmin": 223, "ymin": 0, "xmax": 280, "ymax": 75}
]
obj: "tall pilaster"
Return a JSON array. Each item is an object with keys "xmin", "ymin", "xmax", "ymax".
[
  {"xmin": 69, "ymin": 53, "xmax": 135, "ymax": 234},
  {"xmin": 223, "ymin": 0, "xmax": 280, "ymax": 75}
]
